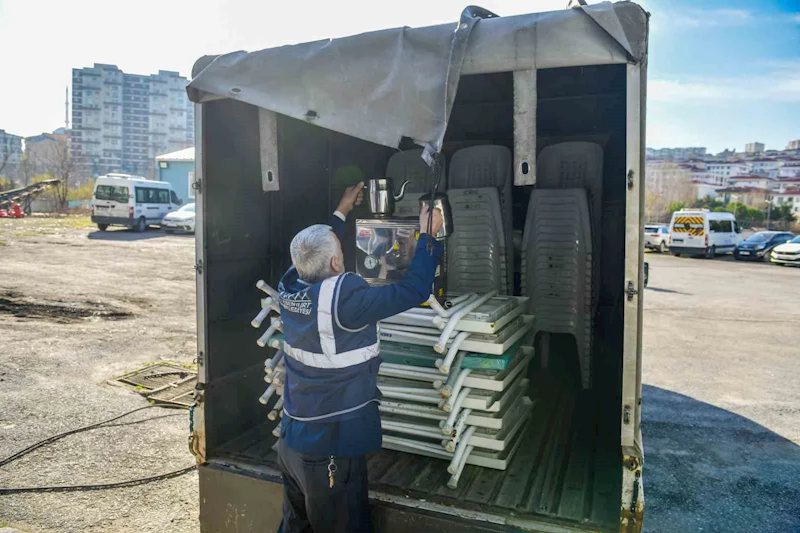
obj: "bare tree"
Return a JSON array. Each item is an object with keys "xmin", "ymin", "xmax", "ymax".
[
  {"xmin": 0, "ymin": 148, "xmax": 11, "ymax": 190},
  {"xmin": 17, "ymin": 154, "xmax": 34, "ymax": 187},
  {"xmin": 0, "ymin": 150, "xmax": 9, "ymax": 176},
  {"xmin": 41, "ymin": 136, "xmax": 78, "ymax": 211}
]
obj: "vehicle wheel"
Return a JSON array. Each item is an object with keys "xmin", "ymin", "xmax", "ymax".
[
  {"xmin": 134, "ymin": 217, "xmax": 147, "ymax": 233},
  {"xmin": 659, "ymin": 241, "xmax": 667, "ymax": 253},
  {"xmin": 672, "ymin": 253, "xmax": 681, "ymax": 257},
  {"xmin": 705, "ymin": 246, "xmax": 716, "ymax": 259},
  {"xmin": 97, "ymin": 223, "xmax": 108, "ymax": 232}
]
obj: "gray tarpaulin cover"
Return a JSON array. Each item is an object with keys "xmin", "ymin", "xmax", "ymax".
[{"xmin": 187, "ymin": 1, "xmax": 646, "ymax": 155}]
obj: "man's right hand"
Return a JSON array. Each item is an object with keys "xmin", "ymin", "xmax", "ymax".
[{"xmin": 419, "ymin": 204, "xmax": 444, "ymax": 236}]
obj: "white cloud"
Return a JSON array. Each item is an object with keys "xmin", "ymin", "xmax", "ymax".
[
  {"xmin": 662, "ymin": 8, "xmax": 752, "ymax": 28},
  {"xmin": 649, "ymin": 70, "xmax": 800, "ymax": 103}
]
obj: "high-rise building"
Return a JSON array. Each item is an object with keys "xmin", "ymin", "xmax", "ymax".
[
  {"xmin": 744, "ymin": 142, "xmax": 765, "ymax": 154},
  {"xmin": 71, "ymin": 63, "xmax": 194, "ymax": 178},
  {"xmin": 0, "ymin": 129, "xmax": 24, "ymax": 174},
  {"xmin": 787, "ymin": 140, "xmax": 800, "ymax": 151}
]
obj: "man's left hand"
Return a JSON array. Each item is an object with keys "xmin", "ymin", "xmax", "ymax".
[{"xmin": 337, "ymin": 182, "xmax": 364, "ymax": 217}]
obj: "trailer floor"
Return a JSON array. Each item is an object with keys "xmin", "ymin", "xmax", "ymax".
[{"xmin": 217, "ymin": 377, "xmax": 621, "ymax": 532}]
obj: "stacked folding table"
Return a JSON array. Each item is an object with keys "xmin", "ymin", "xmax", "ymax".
[
  {"xmin": 251, "ymin": 281, "xmax": 535, "ymax": 489},
  {"xmin": 372, "ymin": 292, "xmax": 534, "ymax": 488}
]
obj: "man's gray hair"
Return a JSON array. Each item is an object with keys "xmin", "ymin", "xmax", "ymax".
[{"xmin": 290, "ymin": 224, "xmax": 339, "ymax": 283}]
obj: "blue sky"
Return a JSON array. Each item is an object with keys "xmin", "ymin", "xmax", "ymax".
[
  {"xmin": 641, "ymin": 0, "xmax": 800, "ymax": 152},
  {"xmin": 0, "ymin": 0, "xmax": 797, "ymax": 153}
]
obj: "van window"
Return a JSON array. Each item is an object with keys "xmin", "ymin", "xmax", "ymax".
[
  {"xmin": 135, "ymin": 187, "xmax": 170, "ymax": 204},
  {"xmin": 95, "ymin": 185, "xmax": 129, "ymax": 203},
  {"xmin": 135, "ymin": 187, "xmax": 153, "ymax": 203},
  {"xmin": 170, "ymin": 190, "xmax": 180, "ymax": 204},
  {"xmin": 710, "ymin": 220, "xmax": 732, "ymax": 233}
]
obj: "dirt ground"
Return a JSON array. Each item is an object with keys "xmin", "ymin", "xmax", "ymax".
[
  {"xmin": 0, "ymin": 216, "xmax": 198, "ymax": 533},
  {"xmin": 1, "ymin": 216, "xmax": 799, "ymax": 533}
]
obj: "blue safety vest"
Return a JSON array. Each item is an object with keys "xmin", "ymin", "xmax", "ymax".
[{"xmin": 277, "ymin": 268, "xmax": 381, "ymax": 423}]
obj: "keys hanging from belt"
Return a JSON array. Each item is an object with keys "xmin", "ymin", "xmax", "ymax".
[{"xmin": 328, "ymin": 456, "xmax": 337, "ymax": 488}]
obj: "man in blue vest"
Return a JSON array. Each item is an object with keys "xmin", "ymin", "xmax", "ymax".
[{"xmin": 276, "ymin": 182, "xmax": 444, "ymax": 533}]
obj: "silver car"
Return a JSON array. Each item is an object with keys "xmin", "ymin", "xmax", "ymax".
[
  {"xmin": 644, "ymin": 224, "xmax": 669, "ymax": 253},
  {"xmin": 161, "ymin": 203, "xmax": 195, "ymax": 234}
]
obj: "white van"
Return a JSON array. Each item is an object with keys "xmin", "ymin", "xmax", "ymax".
[
  {"xmin": 668, "ymin": 209, "xmax": 741, "ymax": 258},
  {"xmin": 91, "ymin": 173, "xmax": 182, "ymax": 232}
]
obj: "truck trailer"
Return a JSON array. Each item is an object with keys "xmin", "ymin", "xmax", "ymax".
[{"xmin": 187, "ymin": 2, "xmax": 649, "ymax": 531}]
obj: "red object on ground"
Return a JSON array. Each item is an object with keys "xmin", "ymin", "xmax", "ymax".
[{"xmin": 0, "ymin": 203, "xmax": 25, "ymax": 218}]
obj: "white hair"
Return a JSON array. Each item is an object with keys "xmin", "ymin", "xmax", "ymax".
[{"xmin": 290, "ymin": 224, "xmax": 340, "ymax": 283}]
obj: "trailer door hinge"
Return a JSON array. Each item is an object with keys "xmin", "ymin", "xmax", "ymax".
[
  {"xmin": 194, "ymin": 260, "xmax": 203, "ymax": 275},
  {"xmin": 627, "ymin": 170, "xmax": 635, "ymax": 190},
  {"xmin": 626, "ymin": 280, "xmax": 638, "ymax": 301},
  {"xmin": 191, "ymin": 178, "xmax": 202, "ymax": 193},
  {"xmin": 623, "ymin": 404, "xmax": 632, "ymax": 424}
]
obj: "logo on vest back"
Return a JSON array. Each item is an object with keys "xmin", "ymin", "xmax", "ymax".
[{"xmin": 280, "ymin": 290, "xmax": 313, "ymax": 315}]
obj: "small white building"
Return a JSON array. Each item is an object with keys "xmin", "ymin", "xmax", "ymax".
[
  {"xmin": 706, "ymin": 162, "xmax": 751, "ymax": 186},
  {"xmin": 777, "ymin": 177, "xmax": 800, "ymax": 192},
  {"xmin": 727, "ymin": 175, "xmax": 779, "ymax": 191},
  {"xmin": 772, "ymin": 188, "xmax": 800, "ymax": 216},
  {"xmin": 747, "ymin": 159, "xmax": 783, "ymax": 178},
  {"xmin": 778, "ymin": 164, "xmax": 800, "ymax": 178},
  {"xmin": 692, "ymin": 179, "xmax": 722, "ymax": 200}
]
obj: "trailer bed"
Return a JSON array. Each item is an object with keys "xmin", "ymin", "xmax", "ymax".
[{"xmin": 216, "ymin": 380, "xmax": 620, "ymax": 532}]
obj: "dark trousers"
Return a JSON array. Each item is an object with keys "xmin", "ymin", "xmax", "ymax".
[{"xmin": 277, "ymin": 438, "xmax": 372, "ymax": 533}]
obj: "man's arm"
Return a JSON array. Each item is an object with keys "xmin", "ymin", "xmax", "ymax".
[
  {"xmin": 328, "ymin": 182, "xmax": 364, "ymax": 240},
  {"xmin": 337, "ymin": 234, "xmax": 443, "ymax": 329},
  {"xmin": 329, "ymin": 211, "xmax": 347, "ymax": 240}
]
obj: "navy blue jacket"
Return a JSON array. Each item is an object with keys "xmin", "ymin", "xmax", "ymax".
[{"xmin": 280, "ymin": 213, "xmax": 442, "ymax": 457}]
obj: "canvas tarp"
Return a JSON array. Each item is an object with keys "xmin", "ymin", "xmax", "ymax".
[{"xmin": 187, "ymin": 1, "xmax": 646, "ymax": 155}]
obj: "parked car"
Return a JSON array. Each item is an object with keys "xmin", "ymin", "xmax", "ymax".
[
  {"xmin": 91, "ymin": 173, "xmax": 182, "ymax": 232},
  {"xmin": 644, "ymin": 224, "xmax": 669, "ymax": 253},
  {"xmin": 668, "ymin": 209, "xmax": 740, "ymax": 258},
  {"xmin": 770, "ymin": 235, "xmax": 800, "ymax": 266},
  {"xmin": 733, "ymin": 231, "xmax": 794, "ymax": 261},
  {"xmin": 161, "ymin": 203, "xmax": 195, "ymax": 233}
]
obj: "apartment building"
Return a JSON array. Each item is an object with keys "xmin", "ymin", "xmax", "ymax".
[
  {"xmin": 71, "ymin": 64, "xmax": 194, "ymax": 178},
  {"xmin": 744, "ymin": 142, "xmax": 765, "ymax": 154},
  {"xmin": 0, "ymin": 129, "xmax": 24, "ymax": 172}
]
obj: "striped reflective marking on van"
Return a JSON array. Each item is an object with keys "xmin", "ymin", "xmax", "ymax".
[{"xmin": 672, "ymin": 216, "xmax": 705, "ymax": 236}]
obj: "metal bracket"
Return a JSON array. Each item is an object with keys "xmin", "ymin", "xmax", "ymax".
[
  {"xmin": 259, "ymin": 108, "xmax": 280, "ymax": 192},
  {"xmin": 623, "ymin": 404, "xmax": 632, "ymax": 425},
  {"xmin": 191, "ymin": 178, "xmax": 202, "ymax": 194},
  {"xmin": 627, "ymin": 169, "xmax": 635, "ymax": 190},
  {"xmin": 625, "ymin": 281, "xmax": 638, "ymax": 301},
  {"xmin": 194, "ymin": 260, "xmax": 204, "ymax": 275}
]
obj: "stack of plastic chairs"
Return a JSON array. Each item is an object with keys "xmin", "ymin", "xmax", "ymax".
[
  {"xmin": 446, "ymin": 146, "xmax": 514, "ymax": 295},
  {"xmin": 447, "ymin": 188, "xmax": 505, "ymax": 294},
  {"xmin": 535, "ymin": 142, "xmax": 603, "ymax": 311},
  {"xmin": 522, "ymin": 189, "xmax": 593, "ymax": 389},
  {"xmin": 386, "ymin": 149, "xmax": 447, "ymax": 218}
]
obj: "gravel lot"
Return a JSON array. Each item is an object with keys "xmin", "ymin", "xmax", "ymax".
[
  {"xmin": 1, "ymin": 216, "xmax": 798, "ymax": 533},
  {"xmin": 0, "ymin": 217, "xmax": 198, "ymax": 533},
  {"xmin": 642, "ymin": 251, "xmax": 800, "ymax": 533}
]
